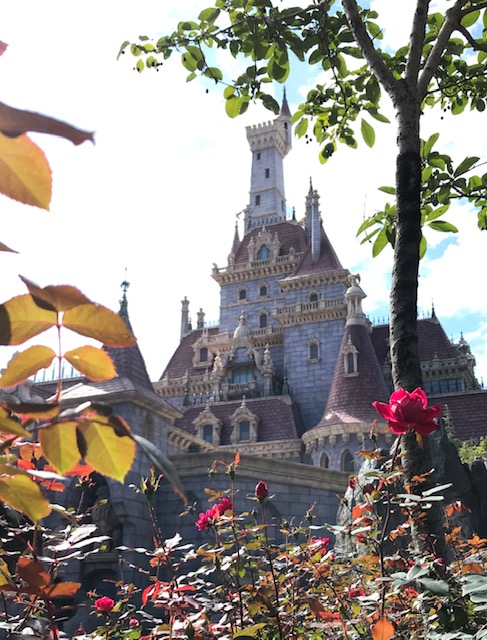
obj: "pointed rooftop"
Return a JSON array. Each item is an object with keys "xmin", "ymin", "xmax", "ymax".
[{"xmin": 279, "ymin": 88, "xmax": 291, "ymax": 118}]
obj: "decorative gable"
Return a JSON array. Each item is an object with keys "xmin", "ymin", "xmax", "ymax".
[
  {"xmin": 247, "ymin": 226, "xmax": 281, "ymax": 262},
  {"xmin": 229, "ymin": 398, "xmax": 259, "ymax": 444},
  {"xmin": 192, "ymin": 404, "xmax": 222, "ymax": 446}
]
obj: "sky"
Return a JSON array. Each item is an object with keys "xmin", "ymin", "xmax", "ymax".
[{"xmin": 1, "ymin": 0, "xmax": 486, "ymax": 386}]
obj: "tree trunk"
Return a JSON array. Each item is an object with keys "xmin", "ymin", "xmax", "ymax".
[{"xmin": 391, "ymin": 93, "xmax": 448, "ymax": 560}]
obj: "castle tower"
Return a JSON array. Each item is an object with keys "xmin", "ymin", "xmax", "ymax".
[{"xmin": 244, "ymin": 92, "xmax": 292, "ymax": 232}]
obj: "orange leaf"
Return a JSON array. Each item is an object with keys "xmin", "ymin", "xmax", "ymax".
[
  {"xmin": 462, "ymin": 563, "xmax": 484, "ymax": 574},
  {"xmin": 0, "ymin": 101, "xmax": 94, "ymax": 146},
  {"xmin": 0, "ymin": 345, "xmax": 56, "ymax": 388},
  {"xmin": 63, "ymin": 303, "xmax": 136, "ymax": 347},
  {"xmin": 44, "ymin": 461, "xmax": 94, "ymax": 477},
  {"xmin": 372, "ymin": 617, "xmax": 395, "ymax": 640},
  {"xmin": 64, "ymin": 345, "xmax": 116, "ymax": 381},
  {"xmin": 0, "ymin": 294, "xmax": 57, "ymax": 345},
  {"xmin": 0, "ymin": 133, "xmax": 52, "ymax": 209},
  {"xmin": 19, "ymin": 277, "xmax": 93, "ymax": 312},
  {"xmin": 17, "ymin": 557, "xmax": 50, "ymax": 591},
  {"xmin": 43, "ymin": 581, "xmax": 81, "ymax": 598}
]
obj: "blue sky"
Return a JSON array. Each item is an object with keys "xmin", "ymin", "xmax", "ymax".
[{"xmin": 1, "ymin": 0, "xmax": 486, "ymax": 386}]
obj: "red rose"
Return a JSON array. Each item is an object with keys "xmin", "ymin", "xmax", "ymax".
[
  {"xmin": 196, "ymin": 508, "xmax": 217, "ymax": 531},
  {"xmin": 215, "ymin": 497, "xmax": 233, "ymax": 516},
  {"xmin": 356, "ymin": 533, "xmax": 366, "ymax": 544},
  {"xmin": 372, "ymin": 387, "xmax": 441, "ymax": 436},
  {"xmin": 348, "ymin": 586, "xmax": 365, "ymax": 598},
  {"xmin": 94, "ymin": 596, "xmax": 115, "ymax": 614},
  {"xmin": 255, "ymin": 481, "xmax": 269, "ymax": 500}
]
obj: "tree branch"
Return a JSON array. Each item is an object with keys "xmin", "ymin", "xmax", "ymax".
[
  {"xmin": 457, "ymin": 23, "xmax": 487, "ymax": 51},
  {"xmin": 405, "ymin": 0, "xmax": 430, "ymax": 89},
  {"xmin": 418, "ymin": 0, "xmax": 470, "ymax": 98},
  {"xmin": 341, "ymin": 0, "xmax": 399, "ymax": 99}
]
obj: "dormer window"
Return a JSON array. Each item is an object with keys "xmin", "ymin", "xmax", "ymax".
[
  {"xmin": 347, "ymin": 352, "xmax": 355, "ymax": 373},
  {"xmin": 343, "ymin": 336, "xmax": 359, "ymax": 377},
  {"xmin": 238, "ymin": 420, "xmax": 250, "ymax": 441},
  {"xmin": 202, "ymin": 424, "xmax": 213, "ymax": 443},
  {"xmin": 229, "ymin": 400, "xmax": 259, "ymax": 445},
  {"xmin": 199, "ymin": 347, "xmax": 208, "ymax": 363},
  {"xmin": 257, "ymin": 244, "xmax": 270, "ymax": 260}
]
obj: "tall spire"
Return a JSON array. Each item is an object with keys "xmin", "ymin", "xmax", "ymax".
[
  {"xmin": 280, "ymin": 87, "xmax": 291, "ymax": 118},
  {"xmin": 120, "ymin": 271, "xmax": 130, "ymax": 322}
]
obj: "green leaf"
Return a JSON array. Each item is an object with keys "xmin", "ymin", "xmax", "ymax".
[
  {"xmin": 454, "ymin": 156, "xmax": 480, "ymax": 177},
  {"xmin": 378, "ymin": 186, "xmax": 395, "ymax": 195},
  {"xmin": 295, "ymin": 118, "xmax": 308, "ymax": 138},
  {"xmin": 372, "ymin": 225, "xmax": 389, "ymax": 256},
  {"xmin": 428, "ymin": 220, "xmax": 458, "ymax": 232},
  {"xmin": 136, "ymin": 59, "xmax": 144, "ymax": 73},
  {"xmin": 361, "ymin": 118, "xmax": 375, "ymax": 147},
  {"xmin": 419, "ymin": 234, "xmax": 427, "ymax": 259},
  {"xmin": 417, "ymin": 578, "xmax": 449, "ymax": 595},
  {"xmin": 199, "ymin": 7, "xmax": 220, "ymax": 24},
  {"xmin": 461, "ymin": 9, "xmax": 480, "ymax": 28},
  {"xmin": 117, "ymin": 40, "xmax": 130, "ymax": 60},
  {"xmin": 0, "ymin": 345, "xmax": 56, "ymax": 388},
  {"xmin": 423, "ymin": 132, "xmax": 439, "ymax": 157},
  {"xmin": 0, "ymin": 406, "xmax": 29, "ymax": 437}
]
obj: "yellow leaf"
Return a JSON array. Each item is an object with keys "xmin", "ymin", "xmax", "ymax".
[
  {"xmin": 0, "ymin": 557, "xmax": 13, "ymax": 587},
  {"xmin": 0, "ymin": 294, "xmax": 57, "ymax": 345},
  {"xmin": 0, "ymin": 133, "xmax": 51, "ymax": 209},
  {"xmin": 0, "ymin": 345, "xmax": 56, "ymax": 388},
  {"xmin": 19, "ymin": 276, "xmax": 93, "ymax": 312},
  {"xmin": 0, "ymin": 407, "xmax": 29, "ymax": 437},
  {"xmin": 0, "ymin": 474, "xmax": 51, "ymax": 522},
  {"xmin": 0, "ymin": 100, "xmax": 94, "ymax": 146},
  {"xmin": 39, "ymin": 421, "xmax": 80, "ymax": 475},
  {"xmin": 372, "ymin": 617, "xmax": 395, "ymax": 640},
  {"xmin": 63, "ymin": 304, "xmax": 136, "ymax": 347},
  {"xmin": 6, "ymin": 402, "xmax": 60, "ymax": 422},
  {"xmin": 77, "ymin": 420, "xmax": 135, "ymax": 482},
  {"xmin": 64, "ymin": 346, "xmax": 116, "ymax": 381}
]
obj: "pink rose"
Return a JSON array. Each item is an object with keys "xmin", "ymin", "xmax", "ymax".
[
  {"xmin": 255, "ymin": 481, "xmax": 269, "ymax": 500},
  {"xmin": 94, "ymin": 596, "xmax": 114, "ymax": 614},
  {"xmin": 372, "ymin": 387, "xmax": 441, "ymax": 436},
  {"xmin": 215, "ymin": 497, "xmax": 233, "ymax": 516},
  {"xmin": 196, "ymin": 508, "xmax": 216, "ymax": 531}
]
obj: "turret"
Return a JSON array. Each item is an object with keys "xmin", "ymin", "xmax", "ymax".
[
  {"xmin": 305, "ymin": 179, "xmax": 321, "ymax": 263},
  {"xmin": 180, "ymin": 296, "xmax": 190, "ymax": 340},
  {"xmin": 244, "ymin": 93, "xmax": 292, "ymax": 232}
]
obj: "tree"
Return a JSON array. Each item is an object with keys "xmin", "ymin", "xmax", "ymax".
[{"xmin": 122, "ymin": 0, "xmax": 487, "ymax": 556}]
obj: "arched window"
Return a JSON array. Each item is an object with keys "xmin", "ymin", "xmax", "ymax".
[
  {"xmin": 257, "ymin": 244, "xmax": 270, "ymax": 260},
  {"xmin": 259, "ymin": 313, "xmax": 268, "ymax": 329},
  {"xmin": 259, "ymin": 285, "xmax": 268, "ymax": 297},
  {"xmin": 308, "ymin": 340, "xmax": 320, "ymax": 362},
  {"xmin": 309, "ymin": 292, "xmax": 318, "ymax": 303},
  {"xmin": 347, "ymin": 352, "xmax": 355, "ymax": 373},
  {"xmin": 319, "ymin": 452, "xmax": 329, "ymax": 469},
  {"xmin": 202, "ymin": 424, "xmax": 213, "ymax": 443},
  {"xmin": 199, "ymin": 347, "xmax": 208, "ymax": 363},
  {"xmin": 233, "ymin": 366, "xmax": 254, "ymax": 384},
  {"xmin": 239, "ymin": 288, "xmax": 247, "ymax": 301},
  {"xmin": 342, "ymin": 451, "xmax": 354, "ymax": 472},
  {"xmin": 239, "ymin": 420, "xmax": 250, "ymax": 441}
]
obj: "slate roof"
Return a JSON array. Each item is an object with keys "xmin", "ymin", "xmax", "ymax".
[
  {"xmin": 160, "ymin": 327, "xmax": 219, "ymax": 380},
  {"xmin": 175, "ymin": 396, "xmax": 303, "ymax": 444},
  {"xmin": 432, "ymin": 391, "xmax": 487, "ymax": 441},
  {"xmin": 235, "ymin": 221, "xmax": 307, "ymax": 265},
  {"xmin": 282, "ymin": 227, "xmax": 343, "ymax": 279},
  {"xmin": 371, "ymin": 316, "xmax": 458, "ymax": 366},
  {"xmin": 314, "ymin": 323, "xmax": 390, "ymax": 428}
]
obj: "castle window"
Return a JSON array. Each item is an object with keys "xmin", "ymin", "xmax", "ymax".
[
  {"xmin": 343, "ymin": 338, "xmax": 359, "ymax": 377},
  {"xmin": 259, "ymin": 313, "xmax": 268, "ymax": 329},
  {"xmin": 257, "ymin": 244, "xmax": 270, "ymax": 260},
  {"xmin": 256, "ymin": 152, "xmax": 261, "ymax": 160},
  {"xmin": 239, "ymin": 288, "xmax": 247, "ymax": 301},
  {"xmin": 233, "ymin": 366, "xmax": 253, "ymax": 384},
  {"xmin": 309, "ymin": 292, "xmax": 318, "ymax": 303},
  {"xmin": 319, "ymin": 452, "xmax": 329, "ymax": 469},
  {"xmin": 259, "ymin": 285, "xmax": 268, "ymax": 297},
  {"xmin": 199, "ymin": 347, "xmax": 208, "ymax": 363},
  {"xmin": 347, "ymin": 352, "xmax": 356, "ymax": 373},
  {"xmin": 255, "ymin": 195, "xmax": 261, "ymax": 206},
  {"xmin": 342, "ymin": 451, "xmax": 354, "ymax": 472},
  {"xmin": 284, "ymin": 122, "xmax": 288, "ymax": 130},
  {"xmin": 265, "ymin": 168, "xmax": 270, "ymax": 179},
  {"xmin": 239, "ymin": 420, "xmax": 250, "ymax": 441},
  {"xmin": 308, "ymin": 339, "xmax": 320, "ymax": 363},
  {"xmin": 202, "ymin": 424, "xmax": 213, "ymax": 443}
]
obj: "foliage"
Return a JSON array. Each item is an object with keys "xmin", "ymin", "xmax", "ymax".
[
  {"xmin": 457, "ymin": 436, "xmax": 487, "ymax": 465},
  {"xmin": 121, "ymin": 0, "xmax": 487, "ymax": 242}
]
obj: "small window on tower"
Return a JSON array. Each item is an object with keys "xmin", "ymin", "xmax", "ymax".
[
  {"xmin": 239, "ymin": 289, "xmax": 247, "ymax": 301},
  {"xmin": 265, "ymin": 168, "xmax": 270, "ymax": 179},
  {"xmin": 309, "ymin": 293, "xmax": 318, "ymax": 303},
  {"xmin": 256, "ymin": 152, "xmax": 261, "ymax": 160},
  {"xmin": 255, "ymin": 195, "xmax": 261, "ymax": 206},
  {"xmin": 259, "ymin": 313, "xmax": 268, "ymax": 329},
  {"xmin": 347, "ymin": 352, "xmax": 356, "ymax": 374},
  {"xmin": 259, "ymin": 285, "xmax": 268, "ymax": 297}
]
